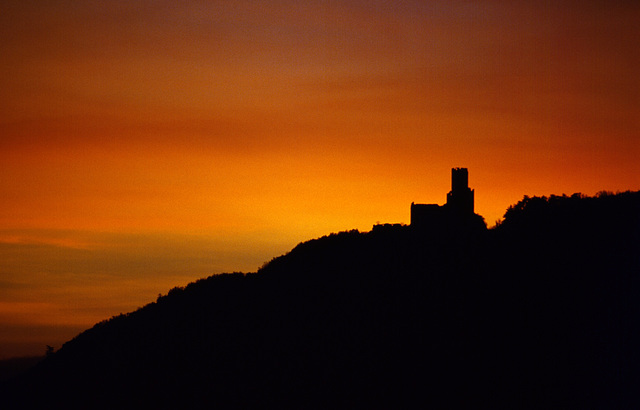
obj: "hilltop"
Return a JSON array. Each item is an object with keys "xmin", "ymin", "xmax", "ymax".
[{"xmin": 3, "ymin": 191, "xmax": 640, "ymax": 408}]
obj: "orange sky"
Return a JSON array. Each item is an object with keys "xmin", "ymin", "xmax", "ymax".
[{"xmin": 1, "ymin": 1, "xmax": 639, "ymax": 358}]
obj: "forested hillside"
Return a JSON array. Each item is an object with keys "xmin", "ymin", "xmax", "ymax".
[{"xmin": 3, "ymin": 191, "xmax": 639, "ymax": 409}]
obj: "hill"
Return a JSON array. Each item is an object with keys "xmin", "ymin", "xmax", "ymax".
[
  {"xmin": 0, "ymin": 356, "xmax": 43, "ymax": 383},
  {"xmin": 3, "ymin": 191, "xmax": 640, "ymax": 408}
]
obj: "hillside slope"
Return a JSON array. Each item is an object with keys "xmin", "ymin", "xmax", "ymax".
[{"xmin": 3, "ymin": 192, "xmax": 640, "ymax": 408}]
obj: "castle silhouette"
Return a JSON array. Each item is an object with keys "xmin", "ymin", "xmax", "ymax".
[{"xmin": 411, "ymin": 168, "xmax": 476, "ymax": 228}]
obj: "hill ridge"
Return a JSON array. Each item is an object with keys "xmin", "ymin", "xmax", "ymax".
[{"xmin": 3, "ymin": 190, "xmax": 640, "ymax": 408}]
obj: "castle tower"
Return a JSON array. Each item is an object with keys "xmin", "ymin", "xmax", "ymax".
[{"xmin": 446, "ymin": 168, "xmax": 474, "ymax": 214}]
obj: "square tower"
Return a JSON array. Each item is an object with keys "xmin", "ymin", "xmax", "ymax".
[{"xmin": 446, "ymin": 167, "xmax": 474, "ymax": 214}]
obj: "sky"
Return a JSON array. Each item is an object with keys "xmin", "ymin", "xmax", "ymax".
[{"xmin": 1, "ymin": 0, "xmax": 639, "ymax": 358}]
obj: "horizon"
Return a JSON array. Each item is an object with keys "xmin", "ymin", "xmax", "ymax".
[{"xmin": 1, "ymin": 1, "xmax": 639, "ymax": 359}]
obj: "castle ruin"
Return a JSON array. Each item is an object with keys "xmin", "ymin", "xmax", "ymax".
[{"xmin": 411, "ymin": 168, "xmax": 475, "ymax": 228}]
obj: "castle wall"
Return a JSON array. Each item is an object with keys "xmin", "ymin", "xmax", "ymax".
[{"xmin": 410, "ymin": 203, "xmax": 443, "ymax": 227}]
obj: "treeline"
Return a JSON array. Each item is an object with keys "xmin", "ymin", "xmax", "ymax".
[{"xmin": 2, "ymin": 191, "xmax": 639, "ymax": 409}]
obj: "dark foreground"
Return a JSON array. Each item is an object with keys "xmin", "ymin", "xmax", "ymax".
[{"xmin": 3, "ymin": 192, "xmax": 639, "ymax": 409}]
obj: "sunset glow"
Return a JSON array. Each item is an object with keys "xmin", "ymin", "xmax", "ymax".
[{"xmin": 1, "ymin": 1, "xmax": 638, "ymax": 358}]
